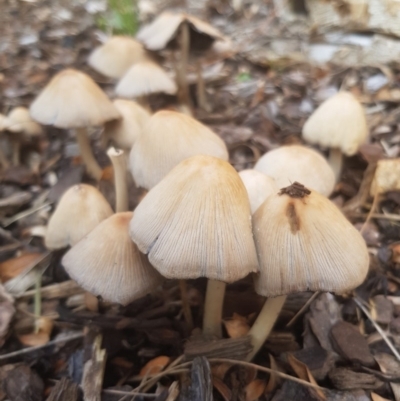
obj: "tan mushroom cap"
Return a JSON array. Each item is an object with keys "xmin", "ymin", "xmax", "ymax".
[
  {"xmin": 253, "ymin": 182, "xmax": 369, "ymax": 297},
  {"xmin": 103, "ymin": 99, "xmax": 151, "ymax": 150},
  {"xmin": 30, "ymin": 69, "xmax": 120, "ymax": 129},
  {"xmin": 254, "ymin": 145, "xmax": 335, "ymax": 197},
  {"xmin": 4, "ymin": 107, "xmax": 43, "ymax": 136},
  {"xmin": 130, "ymin": 110, "xmax": 229, "ymax": 189},
  {"xmin": 45, "ymin": 184, "xmax": 113, "ymax": 249},
  {"xmin": 302, "ymin": 91, "xmax": 368, "ymax": 156},
  {"xmin": 130, "ymin": 155, "xmax": 259, "ymax": 282},
  {"xmin": 115, "ymin": 60, "xmax": 177, "ymax": 98},
  {"xmin": 239, "ymin": 169, "xmax": 278, "ymax": 214},
  {"xmin": 88, "ymin": 36, "xmax": 146, "ymax": 79},
  {"xmin": 62, "ymin": 212, "xmax": 162, "ymax": 305},
  {"xmin": 370, "ymin": 158, "xmax": 400, "ymax": 195}
]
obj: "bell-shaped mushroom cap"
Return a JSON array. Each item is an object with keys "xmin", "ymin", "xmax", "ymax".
[
  {"xmin": 103, "ymin": 99, "xmax": 151, "ymax": 149},
  {"xmin": 130, "ymin": 110, "xmax": 229, "ymax": 189},
  {"xmin": 88, "ymin": 36, "xmax": 146, "ymax": 79},
  {"xmin": 45, "ymin": 184, "xmax": 113, "ymax": 249},
  {"xmin": 62, "ymin": 212, "xmax": 162, "ymax": 305},
  {"xmin": 115, "ymin": 60, "xmax": 177, "ymax": 98},
  {"xmin": 254, "ymin": 145, "xmax": 335, "ymax": 197},
  {"xmin": 4, "ymin": 107, "xmax": 43, "ymax": 136},
  {"xmin": 302, "ymin": 91, "xmax": 368, "ymax": 156},
  {"xmin": 239, "ymin": 169, "xmax": 278, "ymax": 214},
  {"xmin": 30, "ymin": 69, "xmax": 120, "ymax": 129},
  {"xmin": 130, "ymin": 155, "xmax": 259, "ymax": 282},
  {"xmin": 253, "ymin": 182, "xmax": 369, "ymax": 297}
]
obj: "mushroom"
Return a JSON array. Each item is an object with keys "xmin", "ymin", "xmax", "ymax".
[
  {"xmin": 247, "ymin": 181, "xmax": 369, "ymax": 360},
  {"xmin": 103, "ymin": 99, "xmax": 151, "ymax": 150},
  {"xmin": 62, "ymin": 212, "xmax": 162, "ymax": 305},
  {"xmin": 30, "ymin": 69, "xmax": 120, "ymax": 180},
  {"xmin": 107, "ymin": 147, "xmax": 129, "ymax": 213},
  {"xmin": 130, "ymin": 110, "xmax": 228, "ymax": 189},
  {"xmin": 3, "ymin": 107, "xmax": 43, "ymax": 165},
  {"xmin": 45, "ymin": 184, "xmax": 113, "ymax": 250},
  {"xmin": 239, "ymin": 169, "xmax": 278, "ymax": 214},
  {"xmin": 254, "ymin": 145, "xmax": 336, "ymax": 197},
  {"xmin": 302, "ymin": 91, "xmax": 368, "ymax": 180},
  {"xmin": 130, "ymin": 155, "xmax": 259, "ymax": 338},
  {"xmin": 88, "ymin": 36, "xmax": 146, "ymax": 79}
]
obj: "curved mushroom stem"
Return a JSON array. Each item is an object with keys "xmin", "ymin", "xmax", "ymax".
[
  {"xmin": 329, "ymin": 148, "xmax": 343, "ymax": 182},
  {"xmin": 177, "ymin": 21, "xmax": 192, "ymax": 111},
  {"xmin": 203, "ymin": 279, "xmax": 226, "ymax": 338},
  {"xmin": 74, "ymin": 128, "xmax": 103, "ymax": 181},
  {"xmin": 246, "ymin": 295, "xmax": 287, "ymax": 361},
  {"xmin": 107, "ymin": 147, "xmax": 129, "ymax": 213}
]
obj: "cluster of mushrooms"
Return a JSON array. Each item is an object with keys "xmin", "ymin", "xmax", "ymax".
[{"xmin": 7, "ymin": 12, "xmax": 371, "ymax": 361}]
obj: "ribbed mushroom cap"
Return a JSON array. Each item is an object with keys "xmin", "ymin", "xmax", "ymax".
[
  {"xmin": 62, "ymin": 212, "xmax": 162, "ymax": 305},
  {"xmin": 4, "ymin": 107, "xmax": 43, "ymax": 136},
  {"xmin": 115, "ymin": 60, "xmax": 177, "ymax": 98},
  {"xmin": 130, "ymin": 155, "xmax": 259, "ymax": 282},
  {"xmin": 103, "ymin": 99, "xmax": 151, "ymax": 149},
  {"xmin": 302, "ymin": 91, "xmax": 368, "ymax": 156},
  {"xmin": 130, "ymin": 110, "xmax": 229, "ymax": 189},
  {"xmin": 254, "ymin": 145, "xmax": 335, "ymax": 197},
  {"xmin": 88, "ymin": 36, "xmax": 146, "ymax": 79},
  {"xmin": 253, "ymin": 182, "xmax": 369, "ymax": 297},
  {"xmin": 45, "ymin": 184, "xmax": 113, "ymax": 249},
  {"xmin": 30, "ymin": 69, "xmax": 120, "ymax": 129},
  {"xmin": 239, "ymin": 169, "xmax": 278, "ymax": 214}
]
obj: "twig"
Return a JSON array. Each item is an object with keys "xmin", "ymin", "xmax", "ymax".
[
  {"xmin": 102, "ymin": 389, "xmax": 158, "ymax": 398},
  {"xmin": 286, "ymin": 292, "xmax": 319, "ymax": 328},
  {"xmin": 1, "ymin": 202, "xmax": 52, "ymax": 227}
]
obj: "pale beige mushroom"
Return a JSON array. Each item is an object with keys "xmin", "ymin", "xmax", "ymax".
[
  {"xmin": 62, "ymin": 212, "xmax": 162, "ymax": 305},
  {"xmin": 130, "ymin": 155, "xmax": 258, "ymax": 338},
  {"xmin": 107, "ymin": 147, "xmax": 129, "ymax": 213},
  {"xmin": 129, "ymin": 110, "xmax": 228, "ymax": 189}
]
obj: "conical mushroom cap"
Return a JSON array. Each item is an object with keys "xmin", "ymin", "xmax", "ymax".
[
  {"xmin": 30, "ymin": 69, "xmax": 120, "ymax": 129},
  {"xmin": 62, "ymin": 212, "xmax": 162, "ymax": 305},
  {"xmin": 4, "ymin": 107, "xmax": 43, "ymax": 136},
  {"xmin": 45, "ymin": 184, "xmax": 113, "ymax": 249},
  {"xmin": 130, "ymin": 155, "xmax": 259, "ymax": 282},
  {"xmin": 302, "ymin": 91, "xmax": 368, "ymax": 156},
  {"xmin": 254, "ymin": 145, "xmax": 335, "ymax": 197},
  {"xmin": 239, "ymin": 169, "xmax": 278, "ymax": 214},
  {"xmin": 88, "ymin": 36, "xmax": 146, "ymax": 79},
  {"xmin": 130, "ymin": 110, "xmax": 229, "ymax": 189},
  {"xmin": 103, "ymin": 99, "xmax": 151, "ymax": 149},
  {"xmin": 253, "ymin": 182, "xmax": 369, "ymax": 297},
  {"xmin": 115, "ymin": 60, "xmax": 177, "ymax": 98}
]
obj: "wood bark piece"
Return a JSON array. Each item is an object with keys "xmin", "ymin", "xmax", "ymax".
[
  {"xmin": 185, "ymin": 357, "xmax": 213, "ymax": 401},
  {"xmin": 329, "ymin": 368, "xmax": 383, "ymax": 391},
  {"xmin": 46, "ymin": 377, "xmax": 79, "ymax": 401}
]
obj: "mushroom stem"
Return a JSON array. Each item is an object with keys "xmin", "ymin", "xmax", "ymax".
[
  {"xmin": 246, "ymin": 295, "xmax": 287, "ymax": 361},
  {"xmin": 329, "ymin": 148, "xmax": 343, "ymax": 182},
  {"xmin": 177, "ymin": 22, "xmax": 192, "ymax": 110},
  {"xmin": 74, "ymin": 128, "xmax": 103, "ymax": 181},
  {"xmin": 107, "ymin": 147, "xmax": 129, "ymax": 213},
  {"xmin": 203, "ymin": 279, "xmax": 226, "ymax": 338},
  {"xmin": 196, "ymin": 60, "xmax": 210, "ymax": 112}
]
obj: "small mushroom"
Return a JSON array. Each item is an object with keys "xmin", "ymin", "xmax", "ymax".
[
  {"xmin": 62, "ymin": 212, "xmax": 163, "ymax": 305},
  {"xmin": 130, "ymin": 155, "xmax": 259, "ymax": 338},
  {"xmin": 254, "ymin": 145, "xmax": 336, "ymax": 197},
  {"xmin": 302, "ymin": 91, "xmax": 368, "ymax": 180},
  {"xmin": 129, "ymin": 110, "xmax": 228, "ymax": 189},
  {"xmin": 30, "ymin": 69, "xmax": 120, "ymax": 180},
  {"xmin": 247, "ymin": 181, "xmax": 369, "ymax": 360},
  {"xmin": 45, "ymin": 184, "xmax": 113, "ymax": 250}
]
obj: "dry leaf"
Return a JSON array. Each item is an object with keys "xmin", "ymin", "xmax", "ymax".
[
  {"xmin": 212, "ymin": 376, "xmax": 231, "ymax": 401},
  {"xmin": 245, "ymin": 379, "xmax": 266, "ymax": 401},
  {"xmin": 84, "ymin": 292, "xmax": 98, "ymax": 312},
  {"xmin": 265, "ymin": 354, "xmax": 280, "ymax": 393},
  {"xmin": 375, "ymin": 353, "xmax": 400, "ymax": 401},
  {"xmin": 223, "ymin": 313, "xmax": 250, "ymax": 338},
  {"xmin": 18, "ymin": 317, "xmax": 53, "ymax": 347},
  {"xmin": 371, "ymin": 393, "xmax": 391, "ymax": 401},
  {"xmin": 211, "ymin": 362, "xmax": 231, "ymax": 380},
  {"xmin": 139, "ymin": 356, "xmax": 170, "ymax": 377},
  {"xmin": 0, "ymin": 253, "xmax": 43, "ymax": 283},
  {"xmin": 166, "ymin": 381, "xmax": 179, "ymax": 401}
]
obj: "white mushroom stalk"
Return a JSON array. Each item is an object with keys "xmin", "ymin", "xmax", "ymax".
[{"xmin": 107, "ymin": 147, "xmax": 129, "ymax": 213}]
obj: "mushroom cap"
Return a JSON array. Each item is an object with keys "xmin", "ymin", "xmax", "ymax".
[
  {"xmin": 4, "ymin": 107, "xmax": 43, "ymax": 136},
  {"xmin": 30, "ymin": 69, "xmax": 120, "ymax": 129},
  {"xmin": 370, "ymin": 158, "xmax": 400, "ymax": 195},
  {"xmin": 253, "ymin": 182, "xmax": 369, "ymax": 297},
  {"xmin": 88, "ymin": 36, "xmax": 146, "ymax": 79},
  {"xmin": 130, "ymin": 155, "xmax": 259, "ymax": 282},
  {"xmin": 302, "ymin": 91, "xmax": 368, "ymax": 156},
  {"xmin": 103, "ymin": 99, "xmax": 151, "ymax": 149},
  {"xmin": 130, "ymin": 110, "xmax": 229, "ymax": 189},
  {"xmin": 62, "ymin": 212, "xmax": 162, "ymax": 305},
  {"xmin": 254, "ymin": 145, "xmax": 335, "ymax": 197},
  {"xmin": 115, "ymin": 60, "xmax": 177, "ymax": 98},
  {"xmin": 239, "ymin": 169, "xmax": 278, "ymax": 214},
  {"xmin": 45, "ymin": 184, "xmax": 113, "ymax": 249}
]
